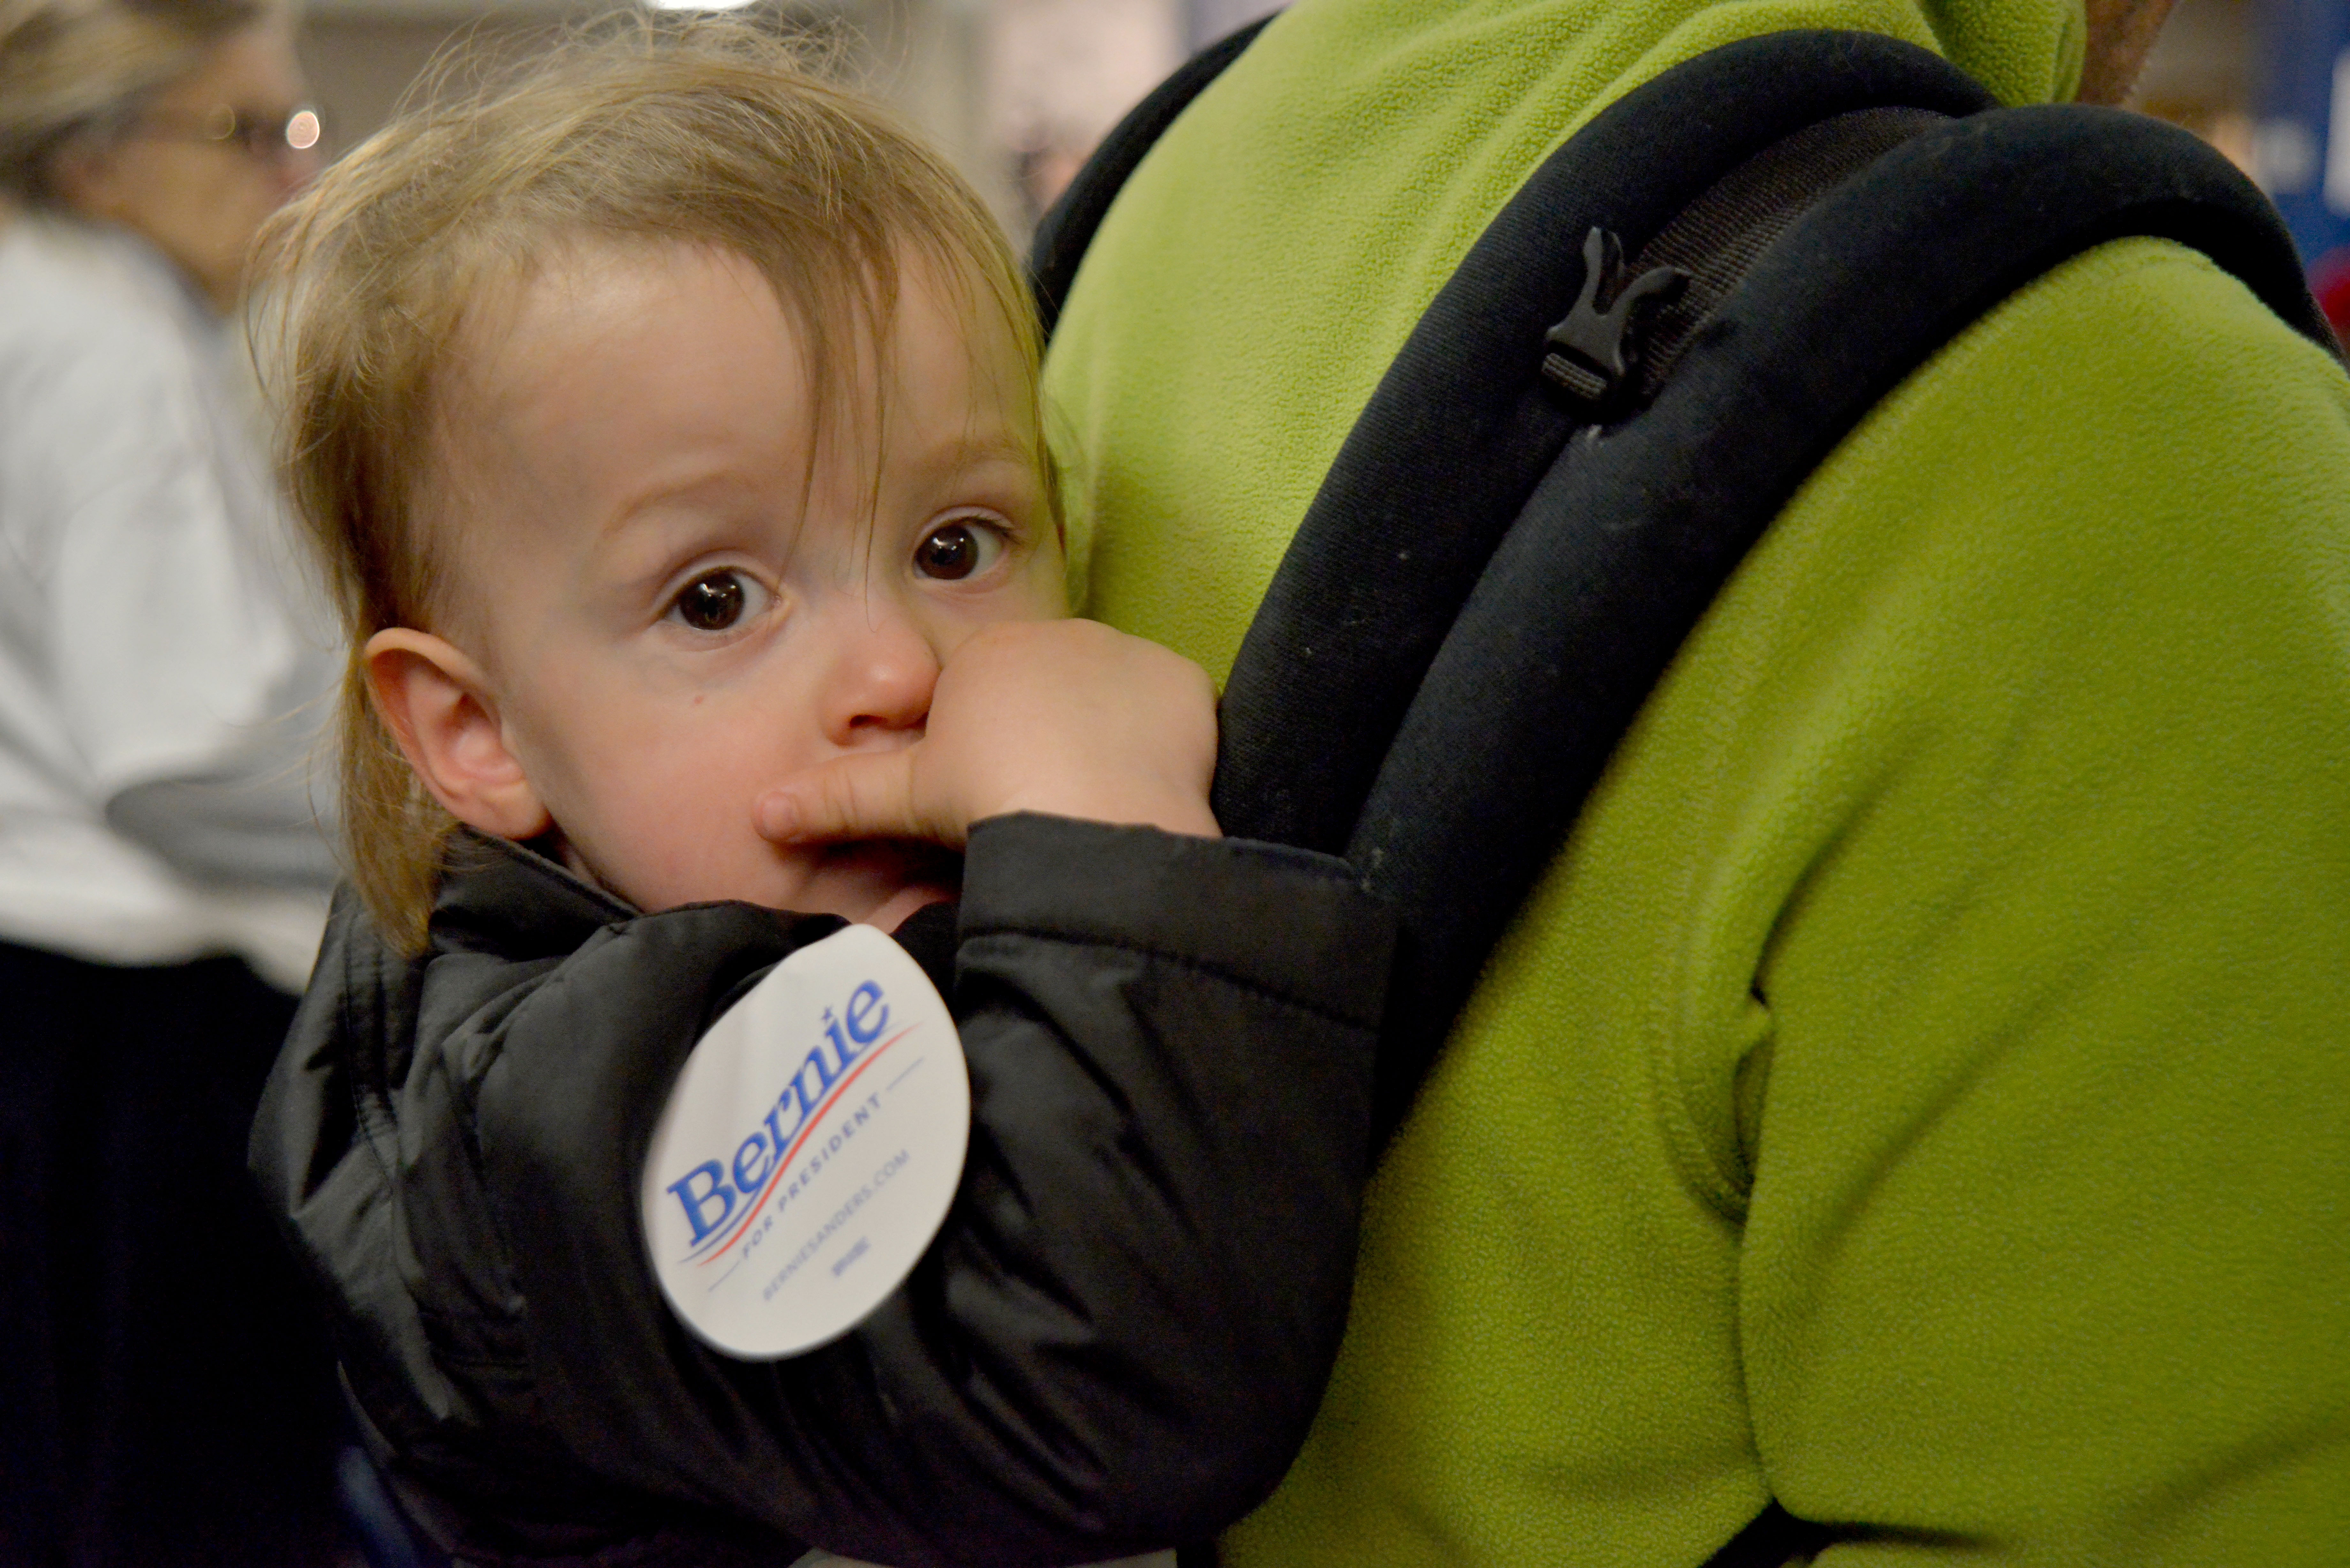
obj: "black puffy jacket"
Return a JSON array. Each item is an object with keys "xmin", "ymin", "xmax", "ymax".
[{"xmin": 251, "ymin": 814, "xmax": 1395, "ymax": 1567}]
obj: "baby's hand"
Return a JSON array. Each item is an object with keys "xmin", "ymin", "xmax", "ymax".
[{"xmin": 754, "ymin": 620, "xmax": 1220, "ymax": 849}]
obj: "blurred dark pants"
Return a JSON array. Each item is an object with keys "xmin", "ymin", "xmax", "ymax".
[{"xmin": 0, "ymin": 940, "xmax": 345, "ymax": 1567}]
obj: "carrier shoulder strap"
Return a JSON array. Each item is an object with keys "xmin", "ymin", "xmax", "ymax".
[
  {"xmin": 1329, "ymin": 56, "xmax": 2332, "ymax": 1139},
  {"xmin": 1035, "ymin": 26, "xmax": 2332, "ymax": 1135}
]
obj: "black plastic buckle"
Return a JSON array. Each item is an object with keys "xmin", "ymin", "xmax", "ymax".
[{"xmin": 1543, "ymin": 227, "xmax": 1688, "ymax": 416}]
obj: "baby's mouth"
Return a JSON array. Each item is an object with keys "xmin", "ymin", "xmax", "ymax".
[
  {"xmin": 811, "ymin": 840, "xmax": 961, "ymax": 931},
  {"xmin": 816, "ymin": 838, "xmax": 962, "ymax": 895}
]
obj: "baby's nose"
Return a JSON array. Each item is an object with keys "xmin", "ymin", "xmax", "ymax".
[{"xmin": 822, "ymin": 607, "xmax": 939, "ymax": 743}]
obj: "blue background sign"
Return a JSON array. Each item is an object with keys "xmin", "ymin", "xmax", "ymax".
[{"xmin": 2256, "ymin": 0, "xmax": 2350, "ymax": 272}]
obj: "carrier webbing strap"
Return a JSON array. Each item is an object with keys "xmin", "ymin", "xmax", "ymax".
[{"xmin": 1627, "ymin": 104, "xmax": 1949, "ymax": 399}]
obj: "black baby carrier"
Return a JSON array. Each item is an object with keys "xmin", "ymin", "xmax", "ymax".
[{"xmin": 1031, "ymin": 22, "xmax": 2335, "ymax": 1567}]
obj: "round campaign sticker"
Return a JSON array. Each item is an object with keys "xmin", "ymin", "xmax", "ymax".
[{"xmin": 641, "ymin": 923, "xmax": 969, "ymax": 1360}]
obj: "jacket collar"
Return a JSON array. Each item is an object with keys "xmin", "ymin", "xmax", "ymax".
[{"xmin": 429, "ymin": 830, "xmax": 638, "ymax": 961}]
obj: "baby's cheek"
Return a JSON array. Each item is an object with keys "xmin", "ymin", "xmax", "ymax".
[
  {"xmin": 606, "ymin": 794, "xmax": 765, "ymax": 909},
  {"xmin": 526, "ymin": 749, "xmax": 693, "ymax": 909},
  {"xmin": 619, "ymin": 765, "xmax": 819, "ymax": 910},
  {"xmin": 538, "ymin": 673, "xmax": 821, "ymax": 909}
]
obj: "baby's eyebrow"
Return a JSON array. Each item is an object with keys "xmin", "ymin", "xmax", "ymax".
[
  {"xmin": 901, "ymin": 429, "xmax": 1036, "ymax": 485},
  {"xmin": 893, "ymin": 409, "xmax": 1034, "ymax": 463},
  {"xmin": 589, "ymin": 482, "xmax": 783, "ymax": 587},
  {"xmin": 597, "ymin": 464, "xmax": 767, "ymax": 535}
]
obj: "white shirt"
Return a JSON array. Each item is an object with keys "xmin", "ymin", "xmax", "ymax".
[{"xmin": 0, "ymin": 213, "xmax": 336, "ymax": 990}]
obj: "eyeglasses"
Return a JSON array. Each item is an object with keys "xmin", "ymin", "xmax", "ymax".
[{"xmin": 132, "ymin": 103, "xmax": 322, "ymax": 162}]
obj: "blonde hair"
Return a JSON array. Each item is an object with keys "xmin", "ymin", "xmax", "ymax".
[
  {"xmin": 259, "ymin": 18, "xmax": 1042, "ymax": 953},
  {"xmin": 0, "ymin": 0, "xmax": 271, "ymax": 203}
]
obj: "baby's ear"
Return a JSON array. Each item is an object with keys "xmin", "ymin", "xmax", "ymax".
[{"xmin": 364, "ymin": 629, "xmax": 552, "ymax": 842}]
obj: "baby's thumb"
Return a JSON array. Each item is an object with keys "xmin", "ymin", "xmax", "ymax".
[{"xmin": 755, "ymin": 750, "xmax": 950, "ymax": 847}]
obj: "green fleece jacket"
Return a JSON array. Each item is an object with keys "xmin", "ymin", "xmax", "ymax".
[{"xmin": 1041, "ymin": 1, "xmax": 2350, "ymax": 1562}]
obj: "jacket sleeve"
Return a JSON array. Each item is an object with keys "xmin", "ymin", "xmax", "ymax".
[{"xmin": 456, "ymin": 815, "xmax": 1393, "ymax": 1566}]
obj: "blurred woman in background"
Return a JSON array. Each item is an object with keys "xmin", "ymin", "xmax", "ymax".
[{"xmin": 0, "ymin": 0, "xmax": 348, "ymax": 1560}]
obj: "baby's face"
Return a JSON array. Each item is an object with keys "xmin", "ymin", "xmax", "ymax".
[{"xmin": 425, "ymin": 239, "xmax": 1063, "ymax": 923}]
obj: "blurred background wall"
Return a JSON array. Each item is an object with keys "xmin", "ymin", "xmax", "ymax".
[
  {"xmin": 297, "ymin": 1, "xmax": 1002, "ymax": 220},
  {"xmin": 294, "ymin": 0, "xmax": 2317, "ymax": 259}
]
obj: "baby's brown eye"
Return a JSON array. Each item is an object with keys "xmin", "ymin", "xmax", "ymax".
[
  {"xmin": 917, "ymin": 522, "xmax": 980, "ymax": 580},
  {"xmin": 674, "ymin": 572, "xmax": 747, "ymax": 631}
]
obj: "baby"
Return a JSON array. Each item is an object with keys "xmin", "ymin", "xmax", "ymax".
[{"xmin": 251, "ymin": 22, "xmax": 1393, "ymax": 1568}]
